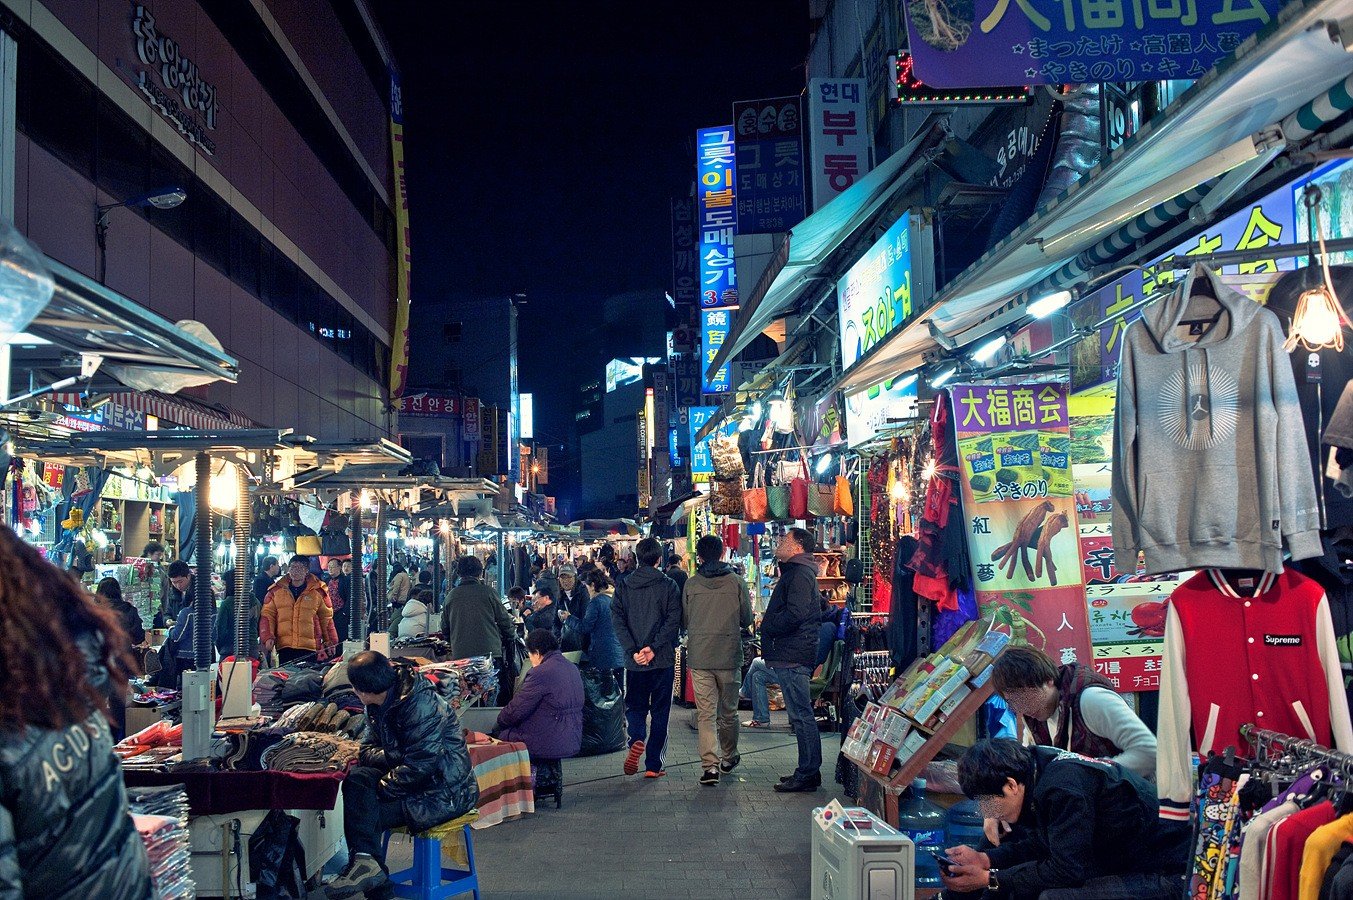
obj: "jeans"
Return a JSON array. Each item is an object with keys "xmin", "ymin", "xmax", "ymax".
[
  {"xmin": 624, "ymin": 666, "xmax": 675, "ymax": 773},
  {"xmin": 690, "ymin": 669, "xmax": 740, "ymax": 768},
  {"xmin": 342, "ymin": 766, "xmax": 409, "ymax": 862},
  {"xmin": 740, "ymin": 658, "xmax": 777, "ymax": 724},
  {"xmin": 770, "ymin": 663, "xmax": 819, "ymax": 779}
]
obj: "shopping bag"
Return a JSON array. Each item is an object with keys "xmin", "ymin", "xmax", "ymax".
[
  {"xmin": 789, "ymin": 458, "xmax": 810, "ymax": 520},
  {"xmin": 835, "ymin": 475, "xmax": 855, "ymax": 517},
  {"xmin": 767, "ymin": 483, "xmax": 790, "ymax": 520},
  {"xmin": 711, "ymin": 434, "xmax": 746, "ymax": 482},
  {"xmin": 711, "ymin": 477, "xmax": 746, "ymax": 518},
  {"xmin": 808, "ymin": 481, "xmax": 836, "ymax": 519},
  {"xmin": 743, "ymin": 462, "xmax": 769, "ymax": 522}
]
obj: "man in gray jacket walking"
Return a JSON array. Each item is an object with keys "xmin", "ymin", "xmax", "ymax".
[
  {"xmin": 611, "ymin": 537, "xmax": 682, "ymax": 777},
  {"xmin": 683, "ymin": 533, "xmax": 755, "ymax": 786}
]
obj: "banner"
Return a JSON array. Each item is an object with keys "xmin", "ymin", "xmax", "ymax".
[
  {"xmin": 732, "ymin": 96, "xmax": 805, "ymax": 234},
  {"xmin": 903, "ymin": 0, "xmax": 1283, "ymax": 87},
  {"xmin": 671, "ymin": 190, "xmax": 698, "ymax": 312},
  {"xmin": 837, "ymin": 213, "xmax": 918, "ymax": 371},
  {"xmin": 844, "ymin": 377, "xmax": 920, "ymax": 448},
  {"xmin": 462, "ymin": 397, "xmax": 480, "ymax": 441},
  {"xmin": 807, "ymin": 78, "xmax": 869, "ymax": 211},
  {"xmin": 672, "ymin": 353, "xmax": 701, "ymax": 409},
  {"xmin": 952, "ymin": 382, "xmax": 1092, "ymax": 666},
  {"xmin": 799, "ymin": 391, "xmax": 846, "ymax": 452},
  {"xmin": 397, "ymin": 392, "xmax": 460, "ymax": 418},
  {"xmin": 696, "ymin": 126, "xmax": 738, "ymax": 309},
  {"xmin": 688, "ymin": 406, "xmax": 720, "ymax": 482},
  {"xmin": 701, "ymin": 307, "xmax": 735, "ymax": 395},
  {"xmin": 388, "ymin": 69, "xmax": 412, "ymax": 401}
]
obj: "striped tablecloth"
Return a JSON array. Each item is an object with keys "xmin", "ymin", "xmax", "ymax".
[{"xmin": 467, "ymin": 739, "xmax": 534, "ymax": 828}]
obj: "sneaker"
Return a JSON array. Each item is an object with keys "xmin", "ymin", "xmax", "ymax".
[
  {"xmin": 742, "ymin": 719, "xmax": 769, "ymax": 728},
  {"xmin": 774, "ymin": 775, "xmax": 820, "ymax": 793},
  {"xmin": 325, "ymin": 853, "xmax": 388, "ymax": 898},
  {"xmin": 720, "ymin": 754, "xmax": 741, "ymax": 774},
  {"xmin": 643, "ymin": 769, "xmax": 667, "ymax": 778},
  {"xmin": 700, "ymin": 768, "xmax": 720, "ymax": 786},
  {"xmin": 623, "ymin": 740, "xmax": 645, "ymax": 776}
]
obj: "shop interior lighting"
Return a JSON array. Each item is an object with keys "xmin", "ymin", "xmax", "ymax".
[
  {"xmin": 896, "ymin": 373, "xmax": 919, "ymax": 389},
  {"xmin": 1287, "ymin": 184, "xmax": 1351, "ymax": 352},
  {"xmin": 1027, "ymin": 290, "xmax": 1074, "ymax": 320},
  {"xmin": 930, "ymin": 366, "xmax": 958, "ymax": 388},
  {"xmin": 815, "ymin": 454, "xmax": 833, "ymax": 475},
  {"xmin": 438, "ymin": 520, "xmax": 451, "ymax": 536},
  {"xmin": 970, "ymin": 334, "xmax": 1008, "ymax": 363},
  {"xmin": 90, "ymin": 528, "xmax": 108, "ymax": 549}
]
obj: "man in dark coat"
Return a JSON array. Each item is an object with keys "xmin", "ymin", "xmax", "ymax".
[
  {"xmin": 495, "ymin": 629, "xmax": 584, "ymax": 759},
  {"xmin": 327, "ymin": 652, "xmax": 478, "ymax": 899},
  {"xmin": 610, "ymin": 537, "xmax": 681, "ymax": 777},
  {"xmin": 761, "ymin": 527, "xmax": 824, "ymax": 793}
]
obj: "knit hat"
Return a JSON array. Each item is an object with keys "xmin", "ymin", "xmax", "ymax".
[{"xmin": 559, "ymin": 564, "xmax": 577, "ymax": 576}]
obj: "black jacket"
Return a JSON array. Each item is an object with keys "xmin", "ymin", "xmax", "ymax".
[
  {"xmin": 985, "ymin": 746, "xmax": 1189, "ymax": 895},
  {"xmin": 360, "ymin": 664, "xmax": 479, "ymax": 833},
  {"xmin": 0, "ymin": 634, "xmax": 152, "ymax": 900},
  {"xmin": 611, "ymin": 567, "xmax": 682, "ymax": 670},
  {"xmin": 559, "ymin": 583, "xmax": 591, "ymax": 620},
  {"xmin": 154, "ymin": 577, "xmax": 194, "ymax": 629},
  {"xmin": 108, "ymin": 599, "xmax": 145, "ymax": 647},
  {"xmin": 760, "ymin": 554, "xmax": 822, "ymax": 668}
]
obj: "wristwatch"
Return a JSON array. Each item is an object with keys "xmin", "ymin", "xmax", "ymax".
[{"xmin": 988, "ymin": 869, "xmax": 1001, "ymax": 891}]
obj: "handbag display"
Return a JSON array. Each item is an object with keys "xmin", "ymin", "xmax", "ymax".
[
  {"xmin": 789, "ymin": 458, "xmax": 810, "ymax": 520},
  {"xmin": 834, "ymin": 475, "xmax": 855, "ymax": 517},
  {"xmin": 808, "ymin": 479, "xmax": 836, "ymax": 519},
  {"xmin": 767, "ymin": 480, "xmax": 790, "ymax": 520},
  {"xmin": 743, "ymin": 462, "xmax": 769, "ymax": 523},
  {"xmin": 711, "ymin": 434, "xmax": 746, "ymax": 482},
  {"xmin": 711, "ymin": 477, "xmax": 746, "ymax": 519}
]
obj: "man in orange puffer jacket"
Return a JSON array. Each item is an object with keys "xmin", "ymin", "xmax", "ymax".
[{"xmin": 261, "ymin": 555, "xmax": 339, "ymax": 664}]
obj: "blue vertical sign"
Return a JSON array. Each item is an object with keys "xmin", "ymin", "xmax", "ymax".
[
  {"xmin": 702, "ymin": 308, "xmax": 734, "ymax": 394},
  {"xmin": 689, "ymin": 406, "xmax": 721, "ymax": 479},
  {"xmin": 696, "ymin": 127, "xmax": 738, "ymax": 309},
  {"xmin": 733, "ymin": 96, "xmax": 805, "ymax": 234}
]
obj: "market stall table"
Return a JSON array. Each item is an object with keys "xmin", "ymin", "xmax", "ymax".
[{"xmin": 466, "ymin": 736, "xmax": 535, "ymax": 828}]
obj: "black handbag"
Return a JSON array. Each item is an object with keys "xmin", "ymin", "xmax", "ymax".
[{"xmin": 319, "ymin": 527, "xmax": 350, "ymax": 557}]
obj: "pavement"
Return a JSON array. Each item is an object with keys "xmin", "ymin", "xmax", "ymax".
[{"xmin": 382, "ymin": 707, "xmax": 838, "ymax": 899}]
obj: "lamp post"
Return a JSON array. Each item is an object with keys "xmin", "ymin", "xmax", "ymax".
[{"xmin": 95, "ymin": 186, "xmax": 186, "ymax": 284}]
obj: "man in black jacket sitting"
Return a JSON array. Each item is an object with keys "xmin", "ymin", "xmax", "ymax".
[
  {"xmin": 327, "ymin": 651, "xmax": 479, "ymax": 899},
  {"xmin": 763, "ymin": 527, "xmax": 826, "ymax": 793},
  {"xmin": 940, "ymin": 739, "xmax": 1188, "ymax": 899}
]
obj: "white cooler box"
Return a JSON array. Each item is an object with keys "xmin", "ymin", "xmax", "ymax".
[{"xmin": 811, "ymin": 806, "xmax": 915, "ymax": 900}]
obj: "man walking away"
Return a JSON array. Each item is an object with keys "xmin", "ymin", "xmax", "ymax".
[
  {"xmin": 441, "ymin": 555, "xmax": 517, "ymax": 686},
  {"xmin": 762, "ymin": 527, "xmax": 824, "ymax": 792},
  {"xmin": 611, "ymin": 537, "xmax": 681, "ymax": 778},
  {"xmin": 683, "ymin": 534, "xmax": 754, "ymax": 786}
]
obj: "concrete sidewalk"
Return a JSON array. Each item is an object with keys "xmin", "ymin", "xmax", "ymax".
[{"xmin": 383, "ymin": 708, "xmax": 839, "ymax": 899}]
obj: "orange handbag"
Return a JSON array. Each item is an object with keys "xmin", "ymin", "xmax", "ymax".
[
  {"xmin": 834, "ymin": 475, "xmax": 854, "ymax": 517},
  {"xmin": 743, "ymin": 463, "xmax": 769, "ymax": 522}
]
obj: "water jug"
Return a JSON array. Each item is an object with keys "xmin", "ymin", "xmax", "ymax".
[
  {"xmin": 946, "ymin": 797, "xmax": 985, "ymax": 849},
  {"xmin": 897, "ymin": 777, "xmax": 947, "ymax": 888}
]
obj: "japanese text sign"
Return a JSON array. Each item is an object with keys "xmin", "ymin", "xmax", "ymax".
[
  {"xmin": 701, "ymin": 307, "xmax": 735, "ymax": 395},
  {"xmin": 689, "ymin": 406, "xmax": 737, "ymax": 480},
  {"xmin": 904, "ymin": 0, "xmax": 1283, "ymax": 87},
  {"xmin": 732, "ymin": 96, "xmax": 806, "ymax": 234},
  {"xmin": 807, "ymin": 78, "xmax": 869, "ymax": 212},
  {"xmin": 696, "ymin": 127, "xmax": 739, "ymax": 309},
  {"xmin": 837, "ymin": 214, "xmax": 916, "ymax": 371}
]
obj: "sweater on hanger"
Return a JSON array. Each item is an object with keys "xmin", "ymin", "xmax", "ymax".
[
  {"xmin": 1239, "ymin": 799, "xmax": 1299, "ymax": 900},
  {"xmin": 1157, "ymin": 569, "xmax": 1353, "ymax": 822},
  {"xmin": 1269, "ymin": 801, "xmax": 1337, "ymax": 900},
  {"xmin": 1300, "ymin": 813, "xmax": 1353, "ymax": 900}
]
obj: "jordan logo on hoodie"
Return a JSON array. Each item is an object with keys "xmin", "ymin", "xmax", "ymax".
[{"xmin": 1156, "ymin": 360, "xmax": 1240, "ymax": 451}]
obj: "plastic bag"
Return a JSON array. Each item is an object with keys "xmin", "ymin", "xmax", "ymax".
[
  {"xmin": 578, "ymin": 665, "xmax": 626, "ymax": 756},
  {"xmin": 249, "ymin": 810, "xmax": 308, "ymax": 899}
]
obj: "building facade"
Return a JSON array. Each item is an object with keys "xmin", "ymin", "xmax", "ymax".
[{"xmin": 3, "ymin": 0, "xmax": 397, "ymax": 438}]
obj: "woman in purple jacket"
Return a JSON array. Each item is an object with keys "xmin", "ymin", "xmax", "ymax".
[{"xmin": 495, "ymin": 629, "xmax": 585, "ymax": 760}]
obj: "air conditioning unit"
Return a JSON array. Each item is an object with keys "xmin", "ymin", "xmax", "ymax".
[{"xmin": 812, "ymin": 806, "xmax": 915, "ymax": 900}]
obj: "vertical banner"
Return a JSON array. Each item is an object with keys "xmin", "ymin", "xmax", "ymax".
[
  {"xmin": 462, "ymin": 397, "xmax": 480, "ymax": 442},
  {"xmin": 696, "ymin": 127, "xmax": 738, "ymax": 309},
  {"xmin": 951, "ymin": 383, "xmax": 1092, "ymax": 665},
  {"xmin": 688, "ymin": 406, "xmax": 738, "ymax": 483},
  {"xmin": 388, "ymin": 69, "xmax": 412, "ymax": 402},
  {"xmin": 732, "ymin": 96, "xmax": 805, "ymax": 234},
  {"xmin": 701, "ymin": 308, "xmax": 733, "ymax": 395},
  {"xmin": 807, "ymin": 78, "xmax": 869, "ymax": 212}
]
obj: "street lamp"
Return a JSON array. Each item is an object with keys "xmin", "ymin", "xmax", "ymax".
[{"xmin": 95, "ymin": 186, "xmax": 187, "ymax": 283}]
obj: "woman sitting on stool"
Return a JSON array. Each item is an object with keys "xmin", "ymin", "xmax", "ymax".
[{"xmin": 494, "ymin": 629, "xmax": 584, "ymax": 801}]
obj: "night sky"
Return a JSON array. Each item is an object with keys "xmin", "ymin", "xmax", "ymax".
[{"xmin": 374, "ymin": 2, "xmax": 809, "ymax": 511}]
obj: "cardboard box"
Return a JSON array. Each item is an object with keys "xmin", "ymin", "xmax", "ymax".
[
  {"xmin": 915, "ymin": 666, "xmax": 973, "ymax": 726},
  {"xmin": 899, "ymin": 728, "xmax": 928, "ymax": 759},
  {"xmin": 939, "ymin": 683, "xmax": 973, "ymax": 719},
  {"xmin": 870, "ymin": 740, "xmax": 899, "ymax": 776}
]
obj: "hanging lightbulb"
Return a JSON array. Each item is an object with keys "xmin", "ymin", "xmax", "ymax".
[
  {"xmin": 815, "ymin": 454, "xmax": 833, "ymax": 476},
  {"xmin": 921, "ymin": 458, "xmax": 938, "ymax": 482},
  {"xmin": 1286, "ymin": 283, "xmax": 1349, "ymax": 352},
  {"xmin": 91, "ymin": 528, "xmax": 109, "ymax": 549},
  {"xmin": 208, "ymin": 461, "xmax": 239, "ymax": 512},
  {"xmin": 439, "ymin": 520, "xmax": 451, "ymax": 536}
]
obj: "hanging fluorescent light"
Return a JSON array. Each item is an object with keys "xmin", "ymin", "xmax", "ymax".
[
  {"xmin": 815, "ymin": 454, "xmax": 832, "ymax": 476},
  {"xmin": 1028, "ymin": 290, "xmax": 1073, "ymax": 319},
  {"xmin": 896, "ymin": 373, "xmax": 919, "ymax": 389},
  {"xmin": 970, "ymin": 334, "xmax": 1008, "ymax": 364},
  {"xmin": 930, "ymin": 366, "xmax": 958, "ymax": 388}
]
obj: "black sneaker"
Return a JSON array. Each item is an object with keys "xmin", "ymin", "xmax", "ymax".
[
  {"xmin": 700, "ymin": 768, "xmax": 720, "ymax": 786},
  {"xmin": 325, "ymin": 853, "xmax": 388, "ymax": 898},
  {"xmin": 774, "ymin": 775, "xmax": 820, "ymax": 793},
  {"xmin": 776, "ymin": 772, "xmax": 821, "ymax": 788},
  {"xmin": 720, "ymin": 755, "xmax": 741, "ymax": 774}
]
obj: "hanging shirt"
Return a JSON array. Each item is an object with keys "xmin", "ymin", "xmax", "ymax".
[
  {"xmin": 1157, "ymin": 569, "xmax": 1353, "ymax": 821},
  {"xmin": 1300, "ymin": 813, "xmax": 1353, "ymax": 900},
  {"xmin": 1269, "ymin": 800, "xmax": 1337, "ymax": 900},
  {"xmin": 1239, "ymin": 799, "xmax": 1298, "ymax": 900}
]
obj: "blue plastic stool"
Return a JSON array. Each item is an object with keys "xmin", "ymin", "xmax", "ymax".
[{"xmin": 381, "ymin": 810, "xmax": 480, "ymax": 900}]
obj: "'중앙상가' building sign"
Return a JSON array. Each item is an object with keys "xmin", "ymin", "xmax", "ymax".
[{"xmin": 131, "ymin": 5, "xmax": 218, "ymax": 155}]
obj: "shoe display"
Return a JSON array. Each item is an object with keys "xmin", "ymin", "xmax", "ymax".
[
  {"xmin": 700, "ymin": 768, "xmax": 720, "ymax": 786},
  {"xmin": 774, "ymin": 775, "xmax": 820, "ymax": 793},
  {"xmin": 623, "ymin": 739, "xmax": 645, "ymax": 776},
  {"xmin": 325, "ymin": 853, "xmax": 388, "ymax": 898},
  {"xmin": 720, "ymin": 755, "xmax": 741, "ymax": 774}
]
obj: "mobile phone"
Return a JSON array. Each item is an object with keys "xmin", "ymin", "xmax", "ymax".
[{"xmin": 930, "ymin": 850, "xmax": 956, "ymax": 875}]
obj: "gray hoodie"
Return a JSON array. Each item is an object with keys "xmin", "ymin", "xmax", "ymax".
[{"xmin": 1112, "ymin": 263, "xmax": 1321, "ymax": 576}]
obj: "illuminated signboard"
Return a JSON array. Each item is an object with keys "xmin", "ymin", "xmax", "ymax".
[{"xmin": 894, "ymin": 52, "xmax": 1031, "ymax": 106}]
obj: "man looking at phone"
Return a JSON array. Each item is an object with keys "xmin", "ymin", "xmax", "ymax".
[{"xmin": 939, "ymin": 740, "xmax": 1188, "ymax": 899}]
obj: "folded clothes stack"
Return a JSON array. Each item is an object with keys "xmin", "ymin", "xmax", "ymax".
[
  {"xmin": 261, "ymin": 732, "xmax": 362, "ymax": 773},
  {"xmin": 115, "ymin": 721, "xmax": 183, "ymax": 758},
  {"xmin": 127, "ymin": 783, "xmax": 190, "ymax": 825},
  {"xmin": 270, "ymin": 700, "xmax": 367, "ymax": 739},
  {"xmin": 133, "ymin": 814, "xmax": 194, "ymax": 900},
  {"xmin": 417, "ymin": 656, "xmax": 498, "ymax": 709}
]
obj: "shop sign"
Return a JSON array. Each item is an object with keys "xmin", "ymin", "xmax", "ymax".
[
  {"xmin": 688, "ymin": 406, "xmax": 737, "ymax": 482},
  {"xmin": 671, "ymin": 192, "xmax": 698, "ymax": 311},
  {"xmin": 903, "ymin": 0, "xmax": 1282, "ymax": 87},
  {"xmin": 131, "ymin": 6, "xmax": 218, "ymax": 155},
  {"xmin": 951, "ymin": 382, "xmax": 1092, "ymax": 666},
  {"xmin": 107, "ymin": 403, "xmax": 146, "ymax": 431},
  {"xmin": 807, "ymin": 79, "xmax": 869, "ymax": 211},
  {"xmin": 389, "ymin": 69, "xmax": 413, "ymax": 401},
  {"xmin": 732, "ymin": 96, "xmax": 805, "ymax": 234},
  {"xmin": 701, "ymin": 308, "xmax": 735, "ymax": 395},
  {"xmin": 844, "ymin": 378, "xmax": 919, "ymax": 449},
  {"xmin": 669, "ymin": 427, "xmax": 682, "ymax": 468},
  {"xmin": 837, "ymin": 214, "xmax": 918, "ymax": 370},
  {"xmin": 894, "ymin": 51, "xmax": 1031, "ymax": 105},
  {"xmin": 55, "ymin": 403, "xmax": 106, "ymax": 433},
  {"xmin": 800, "ymin": 392, "xmax": 846, "ymax": 452},
  {"xmin": 696, "ymin": 127, "xmax": 738, "ymax": 309},
  {"xmin": 398, "ymin": 392, "xmax": 460, "ymax": 418},
  {"xmin": 672, "ymin": 353, "xmax": 702, "ymax": 408},
  {"xmin": 462, "ymin": 398, "xmax": 480, "ymax": 441}
]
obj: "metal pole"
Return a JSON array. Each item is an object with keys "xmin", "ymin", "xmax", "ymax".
[
  {"xmin": 496, "ymin": 529, "xmax": 505, "ymax": 598},
  {"xmin": 432, "ymin": 522, "xmax": 441, "ymax": 610},
  {"xmin": 375, "ymin": 499, "xmax": 389, "ymax": 632},
  {"xmin": 193, "ymin": 452, "xmax": 212, "ymax": 669},
  {"xmin": 233, "ymin": 463, "xmax": 252, "ymax": 658},
  {"xmin": 349, "ymin": 491, "xmax": 365, "ymax": 641}
]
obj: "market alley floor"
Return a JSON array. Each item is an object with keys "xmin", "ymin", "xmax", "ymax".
[{"xmin": 384, "ymin": 708, "xmax": 835, "ymax": 899}]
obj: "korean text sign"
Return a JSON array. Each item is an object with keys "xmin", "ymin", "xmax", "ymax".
[
  {"xmin": 837, "ymin": 214, "xmax": 915, "ymax": 371},
  {"xmin": 688, "ymin": 406, "xmax": 733, "ymax": 481},
  {"xmin": 696, "ymin": 127, "xmax": 738, "ymax": 309},
  {"xmin": 904, "ymin": 0, "xmax": 1283, "ymax": 87},
  {"xmin": 701, "ymin": 308, "xmax": 735, "ymax": 395},
  {"xmin": 807, "ymin": 79, "xmax": 869, "ymax": 212},
  {"xmin": 732, "ymin": 96, "xmax": 805, "ymax": 234},
  {"xmin": 951, "ymin": 382, "xmax": 1092, "ymax": 666}
]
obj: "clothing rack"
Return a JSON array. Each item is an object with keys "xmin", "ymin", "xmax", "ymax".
[{"xmin": 1241, "ymin": 724, "xmax": 1353, "ymax": 772}]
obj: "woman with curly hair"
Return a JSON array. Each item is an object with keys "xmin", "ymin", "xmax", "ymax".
[{"xmin": 0, "ymin": 525, "xmax": 152, "ymax": 898}]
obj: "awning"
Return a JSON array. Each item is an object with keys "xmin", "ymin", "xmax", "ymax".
[
  {"xmin": 835, "ymin": 0, "xmax": 1353, "ymax": 395},
  {"xmin": 705, "ymin": 115, "xmax": 950, "ymax": 381}
]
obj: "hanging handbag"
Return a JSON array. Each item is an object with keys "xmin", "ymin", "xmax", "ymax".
[
  {"xmin": 789, "ymin": 457, "xmax": 810, "ymax": 520},
  {"xmin": 808, "ymin": 477, "xmax": 836, "ymax": 519},
  {"xmin": 710, "ymin": 477, "xmax": 746, "ymax": 518},
  {"xmin": 766, "ymin": 478, "xmax": 790, "ymax": 521},
  {"xmin": 834, "ymin": 475, "xmax": 855, "ymax": 517},
  {"xmin": 743, "ymin": 462, "xmax": 769, "ymax": 523},
  {"xmin": 711, "ymin": 434, "xmax": 746, "ymax": 482}
]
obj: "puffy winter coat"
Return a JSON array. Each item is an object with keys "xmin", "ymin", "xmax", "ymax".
[
  {"xmin": 440, "ymin": 580, "xmax": 516, "ymax": 659},
  {"xmin": 0, "ymin": 634, "xmax": 152, "ymax": 899},
  {"xmin": 397, "ymin": 596, "xmax": 434, "ymax": 640},
  {"xmin": 261, "ymin": 575, "xmax": 337, "ymax": 652},
  {"xmin": 495, "ymin": 651, "xmax": 584, "ymax": 759},
  {"xmin": 564, "ymin": 589, "xmax": 625, "ymax": 671},
  {"xmin": 360, "ymin": 664, "xmax": 478, "ymax": 833},
  {"xmin": 760, "ymin": 554, "xmax": 822, "ymax": 668}
]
